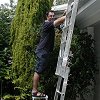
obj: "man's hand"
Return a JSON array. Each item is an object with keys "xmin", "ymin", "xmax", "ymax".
[
  {"xmin": 54, "ymin": 16, "xmax": 66, "ymax": 27},
  {"xmin": 63, "ymin": 9, "xmax": 67, "ymax": 16}
]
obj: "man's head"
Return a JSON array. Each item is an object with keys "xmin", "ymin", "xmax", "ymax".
[{"xmin": 46, "ymin": 10, "xmax": 55, "ymax": 21}]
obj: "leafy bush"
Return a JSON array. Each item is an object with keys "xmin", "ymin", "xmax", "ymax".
[
  {"xmin": 40, "ymin": 28, "xmax": 96, "ymax": 100},
  {"xmin": 65, "ymin": 28, "xmax": 96, "ymax": 100}
]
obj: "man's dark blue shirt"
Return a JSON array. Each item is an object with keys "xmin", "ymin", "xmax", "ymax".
[{"xmin": 36, "ymin": 20, "xmax": 55, "ymax": 53}]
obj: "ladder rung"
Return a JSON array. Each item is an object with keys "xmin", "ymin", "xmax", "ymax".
[
  {"xmin": 67, "ymin": 2, "xmax": 74, "ymax": 15},
  {"xmin": 63, "ymin": 26, "xmax": 69, "ymax": 32},
  {"xmin": 56, "ymin": 89, "xmax": 64, "ymax": 95},
  {"xmin": 68, "ymin": 0, "xmax": 74, "ymax": 4}
]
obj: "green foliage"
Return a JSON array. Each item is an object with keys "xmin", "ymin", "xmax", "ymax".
[
  {"xmin": 0, "ymin": 1, "xmax": 16, "ymax": 78},
  {"xmin": 0, "ymin": 1, "xmax": 16, "ymax": 98},
  {"xmin": 65, "ymin": 28, "xmax": 96, "ymax": 100},
  {"xmin": 3, "ymin": 94, "xmax": 15, "ymax": 100},
  {"xmin": 10, "ymin": 0, "xmax": 53, "ymax": 99},
  {"xmin": 3, "ymin": 94, "xmax": 29, "ymax": 100}
]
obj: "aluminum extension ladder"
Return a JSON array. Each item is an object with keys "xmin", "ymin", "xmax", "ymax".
[{"xmin": 54, "ymin": 0, "xmax": 79, "ymax": 100}]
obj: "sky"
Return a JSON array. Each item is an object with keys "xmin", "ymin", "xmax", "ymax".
[{"xmin": 0, "ymin": 0, "xmax": 18, "ymax": 5}]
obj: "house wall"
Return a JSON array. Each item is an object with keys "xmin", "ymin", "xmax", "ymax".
[
  {"xmin": 77, "ymin": 24, "xmax": 100, "ymax": 100},
  {"xmin": 93, "ymin": 23, "xmax": 100, "ymax": 100}
]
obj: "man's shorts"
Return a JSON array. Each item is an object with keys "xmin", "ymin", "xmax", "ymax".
[{"xmin": 35, "ymin": 50, "xmax": 49, "ymax": 74}]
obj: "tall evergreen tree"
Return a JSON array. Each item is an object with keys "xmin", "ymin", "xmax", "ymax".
[
  {"xmin": 10, "ymin": 0, "xmax": 53, "ymax": 98},
  {"xmin": 0, "ymin": 1, "xmax": 16, "ymax": 98}
]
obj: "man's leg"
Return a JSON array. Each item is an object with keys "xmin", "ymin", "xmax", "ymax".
[
  {"xmin": 32, "ymin": 72, "xmax": 46, "ymax": 97},
  {"xmin": 32, "ymin": 51, "xmax": 49, "ymax": 96},
  {"xmin": 32, "ymin": 72, "xmax": 40, "ymax": 92}
]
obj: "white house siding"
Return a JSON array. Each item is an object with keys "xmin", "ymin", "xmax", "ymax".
[
  {"xmin": 75, "ymin": 0, "xmax": 100, "ymax": 99},
  {"xmin": 80, "ymin": 21, "xmax": 100, "ymax": 100},
  {"xmin": 76, "ymin": 0, "xmax": 100, "ymax": 99},
  {"xmin": 82, "ymin": 22, "xmax": 100, "ymax": 100}
]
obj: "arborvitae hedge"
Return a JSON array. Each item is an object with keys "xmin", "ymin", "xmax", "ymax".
[{"xmin": 10, "ymin": 0, "xmax": 53, "ymax": 99}]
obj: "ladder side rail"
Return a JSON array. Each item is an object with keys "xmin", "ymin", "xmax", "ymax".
[
  {"xmin": 63, "ymin": 0, "xmax": 79, "ymax": 66},
  {"xmin": 54, "ymin": 76, "xmax": 63, "ymax": 100},
  {"xmin": 60, "ymin": 67, "xmax": 70, "ymax": 100},
  {"xmin": 55, "ymin": 0, "xmax": 75, "ymax": 77},
  {"xmin": 56, "ymin": 56, "xmax": 63, "ymax": 76},
  {"xmin": 55, "ymin": 18, "xmax": 72, "ymax": 77},
  {"xmin": 60, "ymin": 0, "xmax": 79, "ymax": 99},
  {"xmin": 55, "ymin": 16, "xmax": 71, "ymax": 76}
]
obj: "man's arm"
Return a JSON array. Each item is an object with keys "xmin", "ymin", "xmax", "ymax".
[{"xmin": 53, "ymin": 16, "xmax": 66, "ymax": 27}]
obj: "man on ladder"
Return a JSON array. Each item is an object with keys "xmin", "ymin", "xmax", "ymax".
[
  {"xmin": 32, "ymin": 10, "xmax": 66, "ymax": 99},
  {"xmin": 32, "ymin": 0, "xmax": 79, "ymax": 99}
]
